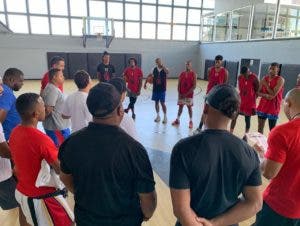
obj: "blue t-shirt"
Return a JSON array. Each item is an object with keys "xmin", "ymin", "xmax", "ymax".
[{"xmin": 0, "ymin": 84, "xmax": 20, "ymax": 140}]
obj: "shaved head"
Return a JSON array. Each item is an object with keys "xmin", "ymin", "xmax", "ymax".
[{"xmin": 284, "ymin": 88, "xmax": 300, "ymax": 120}]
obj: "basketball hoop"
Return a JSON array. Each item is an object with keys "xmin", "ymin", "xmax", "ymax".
[{"xmin": 95, "ymin": 32, "xmax": 103, "ymax": 41}]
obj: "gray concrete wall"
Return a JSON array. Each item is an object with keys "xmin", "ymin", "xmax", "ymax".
[
  {"xmin": 198, "ymin": 39, "xmax": 300, "ymax": 78},
  {"xmin": 0, "ymin": 34, "xmax": 199, "ymax": 79}
]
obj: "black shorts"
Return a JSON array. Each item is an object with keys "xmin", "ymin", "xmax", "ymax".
[
  {"xmin": 0, "ymin": 176, "xmax": 19, "ymax": 210},
  {"xmin": 254, "ymin": 202, "xmax": 300, "ymax": 226}
]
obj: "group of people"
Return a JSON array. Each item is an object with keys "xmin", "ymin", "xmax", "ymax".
[{"xmin": 0, "ymin": 51, "xmax": 298, "ymax": 226}]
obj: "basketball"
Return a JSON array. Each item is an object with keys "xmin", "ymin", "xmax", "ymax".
[{"xmin": 146, "ymin": 74, "xmax": 153, "ymax": 84}]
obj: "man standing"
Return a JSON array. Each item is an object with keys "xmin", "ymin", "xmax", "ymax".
[
  {"xmin": 123, "ymin": 57, "xmax": 143, "ymax": 120},
  {"xmin": 172, "ymin": 60, "xmax": 197, "ymax": 129},
  {"xmin": 59, "ymin": 83, "xmax": 156, "ymax": 226},
  {"xmin": 144, "ymin": 58, "xmax": 169, "ymax": 124},
  {"xmin": 97, "ymin": 51, "xmax": 115, "ymax": 82},
  {"xmin": 170, "ymin": 84, "xmax": 262, "ymax": 226},
  {"xmin": 194, "ymin": 55, "xmax": 229, "ymax": 133},
  {"xmin": 254, "ymin": 88, "xmax": 300, "ymax": 226},
  {"xmin": 230, "ymin": 66, "xmax": 259, "ymax": 139},
  {"xmin": 41, "ymin": 56, "xmax": 65, "ymax": 93},
  {"xmin": 257, "ymin": 62, "xmax": 284, "ymax": 133}
]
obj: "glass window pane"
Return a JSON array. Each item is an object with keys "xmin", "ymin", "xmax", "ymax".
[
  {"xmin": 157, "ymin": 24, "xmax": 170, "ymax": 39},
  {"xmin": 142, "ymin": 23, "xmax": 155, "ymax": 39},
  {"xmin": 188, "ymin": 9, "xmax": 201, "ymax": 24},
  {"xmin": 142, "ymin": 5, "xmax": 156, "ymax": 21},
  {"xmin": 159, "ymin": 0, "xmax": 172, "ymax": 5},
  {"xmin": 189, "ymin": 0, "xmax": 202, "ymax": 8},
  {"xmin": 71, "ymin": 18, "xmax": 83, "ymax": 36},
  {"xmin": 173, "ymin": 8, "xmax": 186, "ymax": 24},
  {"xmin": 8, "ymin": 15, "xmax": 28, "ymax": 33},
  {"xmin": 108, "ymin": 2, "xmax": 123, "ymax": 20},
  {"xmin": 203, "ymin": 0, "xmax": 215, "ymax": 9},
  {"xmin": 276, "ymin": 4, "xmax": 300, "ymax": 38},
  {"xmin": 89, "ymin": 1, "xmax": 105, "ymax": 17},
  {"xmin": 126, "ymin": 0, "xmax": 139, "ymax": 2},
  {"xmin": 0, "ymin": 0, "xmax": 3, "ymax": 12},
  {"xmin": 28, "ymin": 0, "xmax": 48, "ymax": 14},
  {"xmin": 50, "ymin": 0, "xmax": 68, "ymax": 15},
  {"xmin": 251, "ymin": 3, "xmax": 277, "ymax": 39},
  {"xmin": 6, "ymin": 0, "xmax": 26, "ymax": 13},
  {"xmin": 173, "ymin": 25, "xmax": 186, "ymax": 40},
  {"xmin": 202, "ymin": 16, "xmax": 214, "ymax": 42},
  {"xmin": 158, "ymin": 6, "xmax": 171, "ymax": 22},
  {"xmin": 202, "ymin": 10, "xmax": 214, "ymax": 16},
  {"xmin": 51, "ymin": 17, "xmax": 69, "ymax": 35},
  {"xmin": 114, "ymin": 21, "xmax": 124, "ymax": 38},
  {"xmin": 0, "ymin": 13, "xmax": 6, "ymax": 24},
  {"xmin": 174, "ymin": 0, "xmax": 187, "ymax": 6},
  {"xmin": 187, "ymin": 25, "xmax": 200, "ymax": 41},
  {"xmin": 231, "ymin": 6, "xmax": 251, "ymax": 40},
  {"xmin": 126, "ymin": 4, "xmax": 140, "ymax": 20},
  {"xmin": 70, "ymin": 0, "xmax": 87, "ymax": 16},
  {"xmin": 143, "ymin": 0, "xmax": 156, "ymax": 3},
  {"xmin": 215, "ymin": 12, "xmax": 230, "ymax": 41},
  {"xmin": 30, "ymin": 16, "xmax": 49, "ymax": 34},
  {"xmin": 125, "ymin": 22, "xmax": 140, "ymax": 38}
]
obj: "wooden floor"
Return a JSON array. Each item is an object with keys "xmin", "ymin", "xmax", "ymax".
[{"xmin": 0, "ymin": 79, "xmax": 286, "ymax": 226}]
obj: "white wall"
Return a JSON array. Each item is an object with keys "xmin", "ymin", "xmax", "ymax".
[
  {"xmin": 0, "ymin": 34, "xmax": 199, "ymax": 79},
  {"xmin": 198, "ymin": 39, "xmax": 300, "ymax": 78}
]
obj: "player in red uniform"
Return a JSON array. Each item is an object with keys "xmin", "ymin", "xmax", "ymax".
[
  {"xmin": 230, "ymin": 66, "xmax": 259, "ymax": 140},
  {"xmin": 194, "ymin": 55, "xmax": 229, "ymax": 133},
  {"xmin": 172, "ymin": 61, "xmax": 197, "ymax": 129},
  {"xmin": 123, "ymin": 57, "xmax": 143, "ymax": 120},
  {"xmin": 257, "ymin": 62, "xmax": 285, "ymax": 134}
]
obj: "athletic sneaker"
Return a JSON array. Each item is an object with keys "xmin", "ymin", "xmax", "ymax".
[
  {"xmin": 189, "ymin": 121, "xmax": 193, "ymax": 129},
  {"xmin": 162, "ymin": 116, "xmax": 167, "ymax": 124},
  {"xmin": 172, "ymin": 119, "xmax": 180, "ymax": 126},
  {"xmin": 193, "ymin": 127, "xmax": 201, "ymax": 135},
  {"xmin": 154, "ymin": 115, "xmax": 161, "ymax": 123}
]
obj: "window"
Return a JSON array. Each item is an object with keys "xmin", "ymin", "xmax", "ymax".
[
  {"xmin": 173, "ymin": 24, "xmax": 186, "ymax": 40},
  {"xmin": 202, "ymin": 15, "xmax": 214, "ymax": 41},
  {"xmin": 70, "ymin": 0, "xmax": 87, "ymax": 17},
  {"xmin": 71, "ymin": 18, "xmax": 83, "ymax": 36},
  {"xmin": 30, "ymin": 16, "xmax": 49, "ymax": 34},
  {"xmin": 157, "ymin": 23, "xmax": 171, "ymax": 39},
  {"xmin": 50, "ymin": 0, "xmax": 68, "ymax": 16},
  {"xmin": 215, "ymin": 12, "xmax": 230, "ymax": 41},
  {"xmin": 143, "ymin": 0, "xmax": 156, "ymax": 3},
  {"xmin": 28, "ymin": 0, "xmax": 48, "ymax": 14},
  {"xmin": 189, "ymin": 0, "xmax": 202, "ymax": 8},
  {"xmin": 89, "ymin": 1, "xmax": 105, "ymax": 17},
  {"xmin": 0, "ymin": 13, "xmax": 6, "ymax": 25},
  {"xmin": 231, "ymin": 6, "xmax": 251, "ymax": 40},
  {"xmin": 142, "ymin": 5, "xmax": 156, "ymax": 21},
  {"xmin": 251, "ymin": 3, "xmax": 277, "ymax": 39},
  {"xmin": 142, "ymin": 23, "xmax": 156, "ymax": 39},
  {"xmin": 8, "ymin": 15, "xmax": 28, "ymax": 33},
  {"xmin": 114, "ymin": 21, "xmax": 124, "ymax": 38},
  {"xmin": 6, "ymin": 0, "xmax": 26, "ymax": 13},
  {"xmin": 126, "ymin": 0, "xmax": 139, "ymax": 2},
  {"xmin": 126, "ymin": 3, "xmax": 140, "ymax": 21},
  {"xmin": 0, "ymin": 0, "xmax": 3, "ymax": 12},
  {"xmin": 188, "ymin": 9, "xmax": 201, "ymax": 24},
  {"xmin": 158, "ymin": 6, "xmax": 172, "ymax": 22},
  {"xmin": 108, "ymin": 2, "xmax": 123, "ymax": 19},
  {"xmin": 174, "ymin": 0, "xmax": 187, "ymax": 7},
  {"xmin": 125, "ymin": 22, "xmax": 140, "ymax": 38},
  {"xmin": 187, "ymin": 26, "xmax": 200, "ymax": 41},
  {"xmin": 203, "ymin": 0, "xmax": 215, "ymax": 9},
  {"xmin": 173, "ymin": 8, "xmax": 187, "ymax": 24},
  {"xmin": 158, "ymin": 0, "xmax": 172, "ymax": 5},
  {"xmin": 51, "ymin": 17, "xmax": 69, "ymax": 35}
]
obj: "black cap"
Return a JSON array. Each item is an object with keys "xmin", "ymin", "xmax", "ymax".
[
  {"xmin": 87, "ymin": 83, "xmax": 121, "ymax": 118},
  {"xmin": 206, "ymin": 84, "xmax": 240, "ymax": 119}
]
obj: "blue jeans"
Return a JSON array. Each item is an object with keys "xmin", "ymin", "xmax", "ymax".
[{"xmin": 45, "ymin": 128, "xmax": 70, "ymax": 147}]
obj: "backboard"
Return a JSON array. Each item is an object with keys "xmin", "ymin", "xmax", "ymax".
[{"xmin": 82, "ymin": 17, "xmax": 115, "ymax": 48}]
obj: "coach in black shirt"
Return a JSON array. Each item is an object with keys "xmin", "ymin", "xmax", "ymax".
[
  {"xmin": 59, "ymin": 83, "xmax": 156, "ymax": 226},
  {"xmin": 97, "ymin": 51, "xmax": 115, "ymax": 82},
  {"xmin": 169, "ymin": 84, "xmax": 262, "ymax": 226}
]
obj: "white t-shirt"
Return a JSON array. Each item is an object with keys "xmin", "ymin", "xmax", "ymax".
[
  {"xmin": 62, "ymin": 91, "xmax": 92, "ymax": 133},
  {"xmin": 0, "ymin": 123, "xmax": 12, "ymax": 182},
  {"xmin": 120, "ymin": 114, "xmax": 139, "ymax": 141}
]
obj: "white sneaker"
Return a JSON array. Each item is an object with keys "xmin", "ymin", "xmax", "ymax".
[
  {"xmin": 154, "ymin": 115, "xmax": 161, "ymax": 123},
  {"xmin": 162, "ymin": 116, "xmax": 167, "ymax": 124},
  {"xmin": 192, "ymin": 127, "xmax": 202, "ymax": 135}
]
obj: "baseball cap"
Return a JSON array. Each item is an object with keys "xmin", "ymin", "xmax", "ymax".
[
  {"xmin": 86, "ymin": 83, "xmax": 121, "ymax": 118},
  {"xmin": 205, "ymin": 84, "xmax": 240, "ymax": 118}
]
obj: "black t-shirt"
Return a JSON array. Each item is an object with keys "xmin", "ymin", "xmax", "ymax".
[
  {"xmin": 169, "ymin": 129, "xmax": 261, "ymax": 226},
  {"xmin": 59, "ymin": 123, "xmax": 155, "ymax": 226},
  {"xmin": 97, "ymin": 63, "xmax": 115, "ymax": 82}
]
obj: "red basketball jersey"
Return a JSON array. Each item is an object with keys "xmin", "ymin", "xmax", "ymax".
[
  {"xmin": 206, "ymin": 67, "xmax": 227, "ymax": 94},
  {"xmin": 179, "ymin": 71, "xmax": 196, "ymax": 98},
  {"xmin": 124, "ymin": 67, "xmax": 143, "ymax": 94}
]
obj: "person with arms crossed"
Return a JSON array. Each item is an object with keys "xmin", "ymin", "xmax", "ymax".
[
  {"xmin": 170, "ymin": 84, "xmax": 262, "ymax": 226},
  {"xmin": 97, "ymin": 51, "xmax": 115, "ymax": 82}
]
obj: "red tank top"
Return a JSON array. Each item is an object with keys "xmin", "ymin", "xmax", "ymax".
[
  {"xmin": 206, "ymin": 67, "xmax": 227, "ymax": 94},
  {"xmin": 238, "ymin": 73, "xmax": 258, "ymax": 116},
  {"xmin": 179, "ymin": 71, "xmax": 196, "ymax": 98},
  {"xmin": 257, "ymin": 75, "xmax": 283, "ymax": 116}
]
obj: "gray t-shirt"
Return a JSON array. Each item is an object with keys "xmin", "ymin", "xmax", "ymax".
[{"xmin": 42, "ymin": 83, "xmax": 70, "ymax": 130}]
